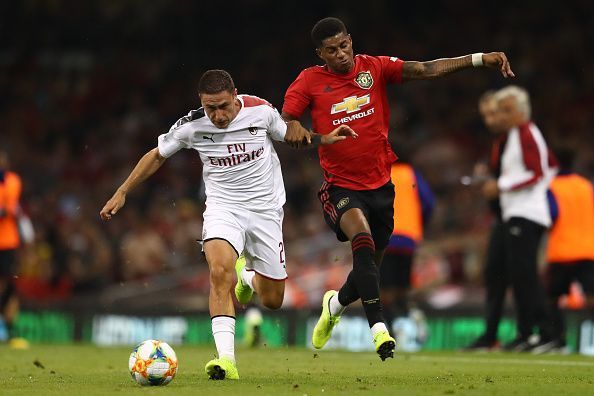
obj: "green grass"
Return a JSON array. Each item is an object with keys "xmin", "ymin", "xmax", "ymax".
[{"xmin": 2, "ymin": 345, "xmax": 594, "ymax": 395}]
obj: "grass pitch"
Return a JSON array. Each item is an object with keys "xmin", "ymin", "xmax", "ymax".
[{"xmin": 1, "ymin": 345, "xmax": 594, "ymax": 395}]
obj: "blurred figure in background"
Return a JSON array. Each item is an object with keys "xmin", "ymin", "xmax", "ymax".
[
  {"xmin": 544, "ymin": 146, "xmax": 594, "ymax": 352},
  {"xmin": 481, "ymin": 86, "xmax": 557, "ymax": 352},
  {"xmin": 120, "ymin": 214, "xmax": 168, "ymax": 281},
  {"xmin": 243, "ymin": 306, "xmax": 264, "ymax": 347},
  {"xmin": 0, "ymin": 150, "xmax": 28, "ymax": 348},
  {"xmin": 380, "ymin": 156, "xmax": 434, "ymax": 349},
  {"xmin": 464, "ymin": 91, "xmax": 510, "ymax": 351}
]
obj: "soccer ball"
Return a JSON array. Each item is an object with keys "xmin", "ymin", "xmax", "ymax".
[{"xmin": 128, "ymin": 339, "xmax": 178, "ymax": 386}]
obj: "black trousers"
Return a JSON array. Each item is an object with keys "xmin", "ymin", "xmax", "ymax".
[
  {"xmin": 482, "ymin": 217, "xmax": 550, "ymax": 340},
  {"xmin": 504, "ymin": 217, "xmax": 549, "ymax": 339},
  {"xmin": 482, "ymin": 220, "xmax": 507, "ymax": 341}
]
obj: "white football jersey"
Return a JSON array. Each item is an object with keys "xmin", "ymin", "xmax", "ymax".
[{"xmin": 158, "ymin": 95, "xmax": 287, "ymax": 210}]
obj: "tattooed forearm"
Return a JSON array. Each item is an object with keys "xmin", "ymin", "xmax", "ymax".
[
  {"xmin": 402, "ymin": 55, "xmax": 472, "ymax": 81},
  {"xmin": 424, "ymin": 56, "xmax": 471, "ymax": 77}
]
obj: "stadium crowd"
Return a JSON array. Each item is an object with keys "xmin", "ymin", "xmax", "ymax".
[{"xmin": 1, "ymin": 1, "xmax": 592, "ymax": 309}]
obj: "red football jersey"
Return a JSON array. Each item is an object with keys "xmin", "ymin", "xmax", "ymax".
[{"xmin": 283, "ymin": 54, "xmax": 404, "ymax": 190}]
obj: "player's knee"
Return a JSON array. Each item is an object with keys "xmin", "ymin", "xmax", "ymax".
[
  {"xmin": 209, "ymin": 263, "xmax": 234, "ymax": 289},
  {"xmin": 261, "ymin": 295, "xmax": 283, "ymax": 310},
  {"xmin": 260, "ymin": 289, "xmax": 284, "ymax": 310}
]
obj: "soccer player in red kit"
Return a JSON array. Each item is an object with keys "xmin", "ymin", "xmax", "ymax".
[{"xmin": 282, "ymin": 17, "xmax": 514, "ymax": 360}]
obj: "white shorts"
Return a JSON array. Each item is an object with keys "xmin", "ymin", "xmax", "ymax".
[{"xmin": 202, "ymin": 205, "xmax": 287, "ymax": 280}]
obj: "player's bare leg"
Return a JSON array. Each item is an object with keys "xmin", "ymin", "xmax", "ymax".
[
  {"xmin": 205, "ymin": 239, "xmax": 236, "ymax": 317},
  {"xmin": 252, "ymin": 275, "xmax": 285, "ymax": 310},
  {"xmin": 204, "ymin": 239, "xmax": 239, "ymax": 380},
  {"xmin": 235, "ymin": 258, "xmax": 285, "ymax": 309}
]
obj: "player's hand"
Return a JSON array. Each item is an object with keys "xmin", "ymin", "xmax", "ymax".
[
  {"xmin": 482, "ymin": 52, "xmax": 515, "ymax": 78},
  {"xmin": 284, "ymin": 120, "xmax": 311, "ymax": 148},
  {"xmin": 482, "ymin": 179, "xmax": 500, "ymax": 199},
  {"xmin": 100, "ymin": 190, "xmax": 126, "ymax": 220},
  {"xmin": 321, "ymin": 125, "xmax": 358, "ymax": 145}
]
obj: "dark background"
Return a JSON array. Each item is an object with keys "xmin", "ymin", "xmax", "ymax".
[{"xmin": 1, "ymin": 0, "xmax": 592, "ymax": 308}]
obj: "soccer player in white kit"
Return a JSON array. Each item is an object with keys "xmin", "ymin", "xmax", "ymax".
[{"xmin": 100, "ymin": 70, "xmax": 356, "ymax": 380}]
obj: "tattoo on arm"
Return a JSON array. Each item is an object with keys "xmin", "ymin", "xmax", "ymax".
[{"xmin": 402, "ymin": 55, "xmax": 472, "ymax": 81}]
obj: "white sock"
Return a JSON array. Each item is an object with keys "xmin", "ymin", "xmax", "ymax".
[
  {"xmin": 370, "ymin": 322, "xmax": 388, "ymax": 336},
  {"xmin": 212, "ymin": 316, "xmax": 236, "ymax": 362},
  {"xmin": 329, "ymin": 294, "xmax": 346, "ymax": 316},
  {"xmin": 241, "ymin": 268, "xmax": 255, "ymax": 290}
]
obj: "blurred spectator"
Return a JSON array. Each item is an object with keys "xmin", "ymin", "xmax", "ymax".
[
  {"xmin": 0, "ymin": 150, "xmax": 28, "ymax": 347},
  {"xmin": 481, "ymin": 86, "xmax": 556, "ymax": 352},
  {"xmin": 120, "ymin": 212, "xmax": 168, "ymax": 281},
  {"xmin": 62, "ymin": 218, "xmax": 112, "ymax": 293},
  {"xmin": 544, "ymin": 146, "xmax": 594, "ymax": 352},
  {"xmin": 464, "ymin": 91, "xmax": 509, "ymax": 351},
  {"xmin": 380, "ymin": 158, "xmax": 434, "ymax": 326}
]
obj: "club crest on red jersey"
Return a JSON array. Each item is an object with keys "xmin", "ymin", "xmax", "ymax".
[{"xmin": 355, "ymin": 71, "xmax": 373, "ymax": 89}]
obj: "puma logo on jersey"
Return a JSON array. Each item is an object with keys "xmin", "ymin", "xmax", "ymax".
[{"xmin": 203, "ymin": 134, "xmax": 215, "ymax": 142}]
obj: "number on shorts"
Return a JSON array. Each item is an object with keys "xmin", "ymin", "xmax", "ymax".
[{"xmin": 279, "ymin": 241, "xmax": 285, "ymax": 264}]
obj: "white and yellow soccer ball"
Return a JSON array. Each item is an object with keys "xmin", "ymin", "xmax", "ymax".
[{"xmin": 128, "ymin": 339, "xmax": 178, "ymax": 386}]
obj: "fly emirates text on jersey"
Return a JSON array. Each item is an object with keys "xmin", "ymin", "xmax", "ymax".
[{"xmin": 207, "ymin": 144, "xmax": 265, "ymax": 167}]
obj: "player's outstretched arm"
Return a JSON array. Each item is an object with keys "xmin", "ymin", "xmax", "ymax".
[
  {"xmin": 99, "ymin": 147, "xmax": 166, "ymax": 220},
  {"xmin": 281, "ymin": 112, "xmax": 357, "ymax": 147},
  {"xmin": 315, "ymin": 125, "xmax": 358, "ymax": 145},
  {"xmin": 402, "ymin": 52, "xmax": 515, "ymax": 82}
]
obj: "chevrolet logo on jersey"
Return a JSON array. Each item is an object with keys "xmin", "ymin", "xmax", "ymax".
[{"xmin": 331, "ymin": 94, "xmax": 371, "ymax": 114}]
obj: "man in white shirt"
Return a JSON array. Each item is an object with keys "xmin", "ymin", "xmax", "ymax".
[
  {"xmin": 482, "ymin": 85, "xmax": 557, "ymax": 352},
  {"xmin": 100, "ymin": 70, "xmax": 355, "ymax": 380}
]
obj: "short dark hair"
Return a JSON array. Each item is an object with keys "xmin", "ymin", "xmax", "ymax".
[
  {"xmin": 198, "ymin": 69, "xmax": 235, "ymax": 95},
  {"xmin": 311, "ymin": 17, "xmax": 348, "ymax": 48}
]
